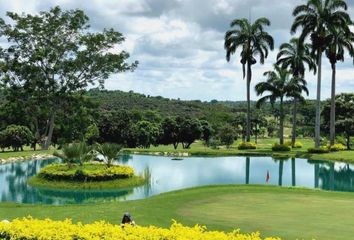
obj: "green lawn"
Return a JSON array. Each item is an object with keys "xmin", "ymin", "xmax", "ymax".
[
  {"xmin": 1, "ymin": 185, "xmax": 354, "ymax": 240},
  {"xmin": 0, "ymin": 148, "xmax": 54, "ymax": 159},
  {"xmin": 125, "ymin": 138, "xmax": 354, "ymax": 163}
]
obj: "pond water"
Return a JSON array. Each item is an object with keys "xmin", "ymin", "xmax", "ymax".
[{"xmin": 0, "ymin": 155, "xmax": 353, "ymax": 205}]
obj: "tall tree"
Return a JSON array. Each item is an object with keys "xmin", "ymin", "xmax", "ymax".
[
  {"xmin": 277, "ymin": 38, "xmax": 316, "ymax": 147},
  {"xmin": 291, "ymin": 0, "xmax": 351, "ymax": 148},
  {"xmin": 224, "ymin": 18, "xmax": 274, "ymax": 142},
  {"xmin": 255, "ymin": 65, "xmax": 308, "ymax": 144},
  {"xmin": 325, "ymin": 28, "xmax": 354, "ymax": 145},
  {"xmin": 0, "ymin": 6, "xmax": 137, "ymax": 149}
]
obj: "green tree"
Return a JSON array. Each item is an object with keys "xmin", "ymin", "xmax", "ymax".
[
  {"xmin": 95, "ymin": 143, "xmax": 122, "ymax": 168},
  {"xmin": 277, "ymin": 38, "xmax": 316, "ymax": 147},
  {"xmin": 291, "ymin": 0, "xmax": 351, "ymax": 147},
  {"xmin": 224, "ymin": 18, "xmax": 274, "ymax": 142},
  {"xmin": 200, "ymin": 120, "xmax": 213, "ymax": 145},
  {"xmin": 0, "ymin": 6, "xmax": 137, "ymax": 150},
  {"xmin": 322, "ymin": 93, "xmax": 354, "ymax": 149},
  {"xmin": 177, "ymin": 117, "xmax": 203, "ymax": 149},
  {"xmin": 325, "ymin": 28, "xmax": 354, "ymax": 145},
  {"xmin": 219, "ymin": 125, "xmax": 236, "ymax": 148},
  {"xmin": 136, "ymin": 121, "xmax": 161, "ymax": 148},
  {"xmin": 160, "ymin": 117, "xmax": 180, "ymax": 149},
  {"xmin": 0, "ymin": 125, "xmax": 34, "ymax": 151},
  {"xmin": 255, "ymin": 65, "xmax": 308, "ymax": 144},
  {"xmin": 84, "ymin": 124, "xmax": 100, "ymax": 145}
]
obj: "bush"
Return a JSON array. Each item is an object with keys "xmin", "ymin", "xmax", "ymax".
[
  {"xmin": 238, "ymin": 142, "xmax": 257, "ymax": 150},
  {"xmin": 284, "ymin": 140, "xmax": 303, "ymax": 148},
  {"xmin": 38, "ymin": 163, "xmax": 134, "ymax": 181},
  {"xmin": 293, "ymin": 141, "xmax": 303, "ymax": 148},
  {"xmin": 329, "ymin": 143, "xmax": 346, "ymax": 152},
  {"xmin": 272, "ymin": 143, "xmax": 291, "ymax": 152},
  {"xmin": 0, "ymin": 217, "xmax": 280, "ymax": 240},
  {"xmin": 308, "ymin": 146, "xmax": 330, "ymax": 154}
]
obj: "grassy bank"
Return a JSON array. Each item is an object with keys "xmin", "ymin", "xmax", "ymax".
[
  {"xmin": 1, "ymin": 138, "xmax": 354, "ymax": 163},
  {"xmin": 124, "ymin": 138, "xmax": 354, "ymax": 163},
  {"xmin": 0, "ymin": 148, "xmax": 54, "ymax": 159},
  {"xmin": 1, "ymin": 185, "xmax": 354, "ymax": 239}
]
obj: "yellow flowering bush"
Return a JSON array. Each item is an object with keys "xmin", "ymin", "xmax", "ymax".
[
  {"xmin": 0, "ymin": 217, "xmax": 281, "ymax": 240},
  {"xmin": 38, "ymin": 163, "xmax": 135, "ymax": 181}
]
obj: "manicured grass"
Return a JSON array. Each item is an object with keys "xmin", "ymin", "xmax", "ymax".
[
  {"xmin": 28, "ymin": 175, "xmax": 146, "ymax": 190},
  {"xmin": 0, "ymin": 148, "xmax": 54, "ymax": 159},
  {"xmin": 125, "ymin": 138, "xmax": 354, "ymax": 163},
  {"xmin": 1, "ymin": 185, "xmax": 354, "ymax": 239}
]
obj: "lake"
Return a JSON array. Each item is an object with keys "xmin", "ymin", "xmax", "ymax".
[{"xmin": 0, "ymin": 155, "xmax": 353, "ymax": 204}]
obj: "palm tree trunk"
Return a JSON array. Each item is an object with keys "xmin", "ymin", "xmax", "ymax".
[
  {"xmin": 279, "ymin": 97, "xmax": 284, "ymax": 145},
  {"xmin": 278, "ymin": 160, "xmax": 283, "ymax": 186},
  {"xmin": 291, "ymin": 98, "xmax": 297, "ymax": 147},
  {"xmin": 246, "ymin": 61, "xmax": 252, "ymax": 142},
  {"xmin": 291, "ymin": 158, "xmax": 296, "ymax": 186},
  {"xmin": 245, "ymin": 157, "xmax": 250, "ymax": 184},
  {"xmin": 315, "ymin": 50, "xmax": 322, "ymax": 148},
  {"xmin": 330, "ymin": 63, "xmax": 336, "ymax": 146}
]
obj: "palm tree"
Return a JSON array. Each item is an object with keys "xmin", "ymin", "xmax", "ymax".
[
  {"xmin": 255, "ymin": 65, "xmax": 308, "ymax": 144},
  {"xmin": 291, "ymin": 0, "xmax": 351, "ymax": 148},
  {"xmin": 53, "ymin": 142, "xmax": 94, "ymax": 167},
  {"xmin": 95, "ymin": 143, "xmax": 122, "ymax": 168},
  {"xmin": 277, "ymin": 38, "xmax": 316, "ymax": 147},
  {"xmin": 325, "ymin": 28, "xmax": 354, "ymax": 145},
  {"xmin": 54, "ymin": 143, "xmax": 81, "ymax": 168},
  {"xmin": 224, "ymin": 18, "xmax": 274, "ymax": 142}
]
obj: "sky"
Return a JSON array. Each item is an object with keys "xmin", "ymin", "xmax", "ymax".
[{"xmin": 0, "ymin": 0, "xmax": 354, "ymax": 101}]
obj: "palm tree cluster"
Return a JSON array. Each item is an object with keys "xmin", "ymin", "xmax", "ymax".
[
  {"xmin": 54, "ymin": 142, "xmax": 122, "ymax": 168},
  {"xmin": 224, "ymin": 0, "xmax": 354, "ymax": 147}
]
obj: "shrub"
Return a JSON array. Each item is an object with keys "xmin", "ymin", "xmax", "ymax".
[
  {"xmin": 329, "ymin": 143, "xmax": 346, "ymax": 152},
  {"xmin": 272, "ymin": 143, "xmax": 291, "ymax": 152},
  {"xmin": 38, "ymin": 163, "xmax": 134, "ymax": 181},
  {"xmin": 293, "ymin": 141, "xmax": 303, "ymax": 148},
  {"xmin": 238, "ymin": 142, "xmax": 257, "ymax": 150},
  {"xmin": 308, "ymin": 146, "xmax": 330, "ymax": 154},
  {"xmin": 284, "ymin": 141, "xmax": 303, "ymax": 148},
  {"xmin": 0, "ymin": 217, "xmax": 280, "ymax": 240}
]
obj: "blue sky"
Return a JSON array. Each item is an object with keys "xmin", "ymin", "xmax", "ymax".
[{"xmin": 1, "ymin": 0, "xmax": 354, "ymax": 101}]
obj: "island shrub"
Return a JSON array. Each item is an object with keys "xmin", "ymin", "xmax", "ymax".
[
  {"xmin": 308, "ymin": 146, "xmax": 330, "ymax": 154},
  {"xmin": 38, "ymin": 163, "xmax": 134, "ymax": 181},
  {"xmin": 272, "ymin": 143, "xmax": 291, "ymax": 152},
  {"xmin": 238, "ymin": 142, "xmax": 257, "ymax": 150},
  {"xmin": 0, "ymin": 217, "xmax": 280, "ymax": 240},
  {"xmin": 329, "ymin": 143, "xmax": 346, "ymax": 152}
]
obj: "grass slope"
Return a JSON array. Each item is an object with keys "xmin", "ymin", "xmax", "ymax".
[{"xmin": 1, "ymin": 185, "xmax": 354, "ymax": 240}]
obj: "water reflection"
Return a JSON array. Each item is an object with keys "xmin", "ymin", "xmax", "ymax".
[{"xmin": 1, "ymin": 155, "xmax": 354, "ymax": 204}]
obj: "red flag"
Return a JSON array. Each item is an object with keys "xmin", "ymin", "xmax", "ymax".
[{"xmin": 266, "ymin": 170, "xmax": 270, "ymax": 183}]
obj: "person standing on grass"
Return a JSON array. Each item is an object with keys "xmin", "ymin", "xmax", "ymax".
[{"xmin": 121, "ymin": 212, "xmax": 136, "ymax": 227}]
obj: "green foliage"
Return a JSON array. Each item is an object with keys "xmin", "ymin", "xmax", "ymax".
[
  {"xmin": 37, "ymin": 163, "xmax": 134, "ymax": 181},
  {"xmin": 329, "ymin": 143, "xmax": 346, "ymax": 152},
  {"xmin": 218, "ymin": 125, "xmax": 236, "ymax": 148},
  {"xmin": 272, "ymin": 143, "xmax": 291, "ymax": 152},
  {"xmin": 136, "ymin": 121, "xmax": 161, "ymax": 148},
  {"xmin": 238, "ymin": 142, "xmax": 257, "ymax": 150},
  {"xmin": 308, "ymin": 146, "xmax": 330, "ymax": 154},
  {"xmin": 85, "ymin": 124, "xmax": 100, "ymax": 144},
  {"xmin": 95, "ymin": 143, "xmax": 122, "ymax": 167},
  {"xmin": 284, "ymin": 140, "xmax": 303, "ymax": 148},
  {"xmin": 0, "ymin": 125, "xmax": 34, "ymax": 151},
  {"xmin": 0, "ymin": 6, "xmax": 137, "ymax": 149}
]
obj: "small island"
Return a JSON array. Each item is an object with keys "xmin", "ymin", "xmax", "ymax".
[{"xmin": 28, "ymin": 142, "xmax": 146, "ymax": 190}]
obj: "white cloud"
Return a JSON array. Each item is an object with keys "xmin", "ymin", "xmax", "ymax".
[{"xmin": 1, "ymin": 0, "xmax": 354, "ymax": 101}]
